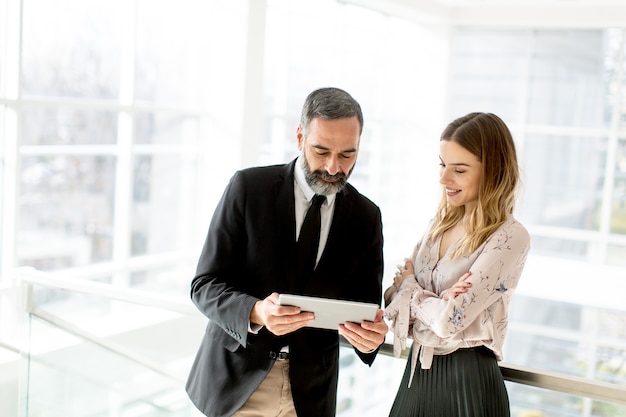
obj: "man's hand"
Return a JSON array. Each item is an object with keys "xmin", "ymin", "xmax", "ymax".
[
  {"xmin": 338, "ymin": 309, "xmax": 389, "ymax": 353},
  {"xmin": 250, "ymin": 292, "xmax": 315, "ymax": 336}
]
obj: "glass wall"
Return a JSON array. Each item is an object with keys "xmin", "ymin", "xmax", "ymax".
[
  {"xmin": 1, "ymin": 0, "xmax": 249, "ymax": 415},
  {"xmin": 422, "ymin": 27, "xmax": 626, "ymax": 417},
  {"xmin": 1, "ymin": 0, "xmax": 626, "ymax": 416},
  {"xmin": 5, "ymin": 0, "xmax": 250, "ymax": 278}
]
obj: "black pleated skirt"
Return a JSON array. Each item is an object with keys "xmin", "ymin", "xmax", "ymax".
[{"xmin": 388, "ymin": 346, "xmax": 510, "ymax": 417}]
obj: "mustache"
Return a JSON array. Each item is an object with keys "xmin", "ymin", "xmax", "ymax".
[{"xmin": 315, "ymin": 170, "xmax": 346, "ymax": 181}]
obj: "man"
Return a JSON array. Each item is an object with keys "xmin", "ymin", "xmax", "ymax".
[{"xmin": 186, "ymin": 87, "xmax": 388, "ymax": 417}]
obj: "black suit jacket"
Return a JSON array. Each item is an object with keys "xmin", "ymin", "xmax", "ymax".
[{"xmin": 186, "ymin": 159, "xmax": 384, "ymax": 417}]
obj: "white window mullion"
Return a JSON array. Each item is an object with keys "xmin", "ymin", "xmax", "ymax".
[
  {"xmin": 112, "ymin": 1, "xmax": 137, "ymax": 286},
  {"xmin": 113, "ymin": 113, "xmax": 133, "ymax": 271},
  {"xmin": 597, "ymin": 30, "xmax": 625, "ymax": 263},
  {"xmin": 1, "ymin": 0, "xmax": 22, "ymax": 99},
  {"xmin": 0, "ymin": 108, "xmax": 18, "ymax": 282},
  {"xmin": 0, "ymin": 0, "xmax": 23, "ymax": 281},
  {"xmin": 240, "ymin": 0, "xmax": 267, "ymax": 167}
]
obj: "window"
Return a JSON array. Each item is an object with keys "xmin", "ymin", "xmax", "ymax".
[{"xmin": 2, "ymin": 1, "xmax": 626, "ymax": 416}]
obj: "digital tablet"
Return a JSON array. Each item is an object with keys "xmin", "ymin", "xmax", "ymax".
[{"xmin": 278, "ymin": 294, "xmax": 379, "ymax": 330}]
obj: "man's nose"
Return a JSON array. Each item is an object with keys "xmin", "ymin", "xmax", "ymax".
[{"xmin": 325, "ymin": 156, "xmax": 341, "ymax": 175}]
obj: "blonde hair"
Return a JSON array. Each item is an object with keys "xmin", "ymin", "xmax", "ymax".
[{"xmin": 428, "ymin": 113, "xmax": 520, "ymax": 258}]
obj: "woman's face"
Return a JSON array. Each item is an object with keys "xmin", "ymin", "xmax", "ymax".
[{"xmin": 439, "ymin": 139, "xmax": 482, "ymax": 212}]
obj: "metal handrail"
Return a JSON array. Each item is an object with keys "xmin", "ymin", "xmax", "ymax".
[
  {"xmin": 374, "ymin": 343, "xmax": 626, "ymax": 407},
  {"xmin": 15, "ymin": 266, "xmax": 626, "ymax": 407},
  {"xmin": 0, "ymin": 340, "xmax": 20, "ymax": 354},
  {"xmin": 17, "ymin": 266, "xmax": 198, "ymax": 316}
]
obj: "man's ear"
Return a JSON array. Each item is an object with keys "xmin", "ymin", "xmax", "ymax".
[{"xmin": 296, "ymin": 125, "xmax": 305, "ymax": 150}]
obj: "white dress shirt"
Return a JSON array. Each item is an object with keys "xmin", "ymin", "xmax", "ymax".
[{"xmin": 293, "ymin": 156, "xmax": 336, "ymax": 266}]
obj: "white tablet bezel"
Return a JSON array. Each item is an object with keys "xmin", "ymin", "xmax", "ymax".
[{"xmin": 277, "ymin": 294, "xmax": 379, "ymax": 330}]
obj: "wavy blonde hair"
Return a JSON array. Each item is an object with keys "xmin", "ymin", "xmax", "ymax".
[{"xmin": 428, "ymin": 112, "xmax": 520, "ymax": 258}]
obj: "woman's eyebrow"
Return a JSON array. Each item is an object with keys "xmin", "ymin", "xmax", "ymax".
[{"xmin": 440, "ymin": 157, "xmax": 471, "ymax": 167}]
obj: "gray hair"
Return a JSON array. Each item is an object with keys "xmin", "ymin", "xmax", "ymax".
[{"xmin": 299, "ymin": 87, "xmax": 364, "ymax": 137}]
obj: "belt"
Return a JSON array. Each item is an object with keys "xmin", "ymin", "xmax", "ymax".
[{"xmin": 269, "ymin": 351, "xmax": 290, "ymax": 361}]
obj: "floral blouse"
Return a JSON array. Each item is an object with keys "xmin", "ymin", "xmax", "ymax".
[{"xmin": 384, "ymin": 217, "xmax": 530, "ymax": 386}]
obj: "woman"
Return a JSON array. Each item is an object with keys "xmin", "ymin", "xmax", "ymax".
[{"xmin": 384, "ymin": 112, "xmax": 530, "ymax": 417}]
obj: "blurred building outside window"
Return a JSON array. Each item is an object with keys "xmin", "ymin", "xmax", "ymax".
[{"xmin": 0, "ymin": 0, "xmax": 625, "ymax": 416}]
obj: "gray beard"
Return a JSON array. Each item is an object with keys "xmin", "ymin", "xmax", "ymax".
[{"xmin": 300, "ymin": 154, "xmax": 350, "ymax": 196}]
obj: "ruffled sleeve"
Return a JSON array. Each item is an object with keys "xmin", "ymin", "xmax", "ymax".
[
  {"xmin": 384, "ymin": 276, "xmax": 428, "ymax": 386},
  {"xmin": 384, "ymin": 276, "xmax": 419, "ymax": 356}
]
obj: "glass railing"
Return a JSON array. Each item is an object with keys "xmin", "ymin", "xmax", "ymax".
[
  {"xmin": 11, "ymin": 266, "xmax": 626, "ymax": 417},
  {"xmin": 15, "ymin": 266, "xmax": 205, "ymax": 417},
  {"xmin": 23, "ymin": 315, "xmax": 200, "ymax": 417}
]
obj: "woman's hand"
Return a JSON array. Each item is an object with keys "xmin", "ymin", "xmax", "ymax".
[
  {"xmin": 393, "ymin": 258, "xmax": 415, "ymax": 287},
  {"xmin": 442, "ymin": 272, "xmax": 472, "ymax": 300}
]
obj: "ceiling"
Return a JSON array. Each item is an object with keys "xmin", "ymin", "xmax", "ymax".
[{"xmin": 340, "ymin": 0, "xmax": 626, "ymax": 28}]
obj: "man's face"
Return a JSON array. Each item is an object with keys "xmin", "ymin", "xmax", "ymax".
[{"xmin": 297, "ymin": 116, "xmax": 360, "ymax": 195}]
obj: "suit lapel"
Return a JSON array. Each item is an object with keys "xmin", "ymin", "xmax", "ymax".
[{"xmin": 274, "ymin": 161, "xmax": 298, "ymax": 292}]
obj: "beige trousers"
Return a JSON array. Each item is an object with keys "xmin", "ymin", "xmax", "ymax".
[{"xmin": 231, "ymin": 359, "xmax": 297, "ymax": 417}]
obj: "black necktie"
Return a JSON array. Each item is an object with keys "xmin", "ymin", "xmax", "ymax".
[{"xmin": 297, "ymin": 194, "xmax": 326, "ymax": 278}]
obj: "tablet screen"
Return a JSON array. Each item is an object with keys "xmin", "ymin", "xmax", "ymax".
[{"xmin": 278, "ymin": 294, "xmax": 379, "ymax": 330}]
